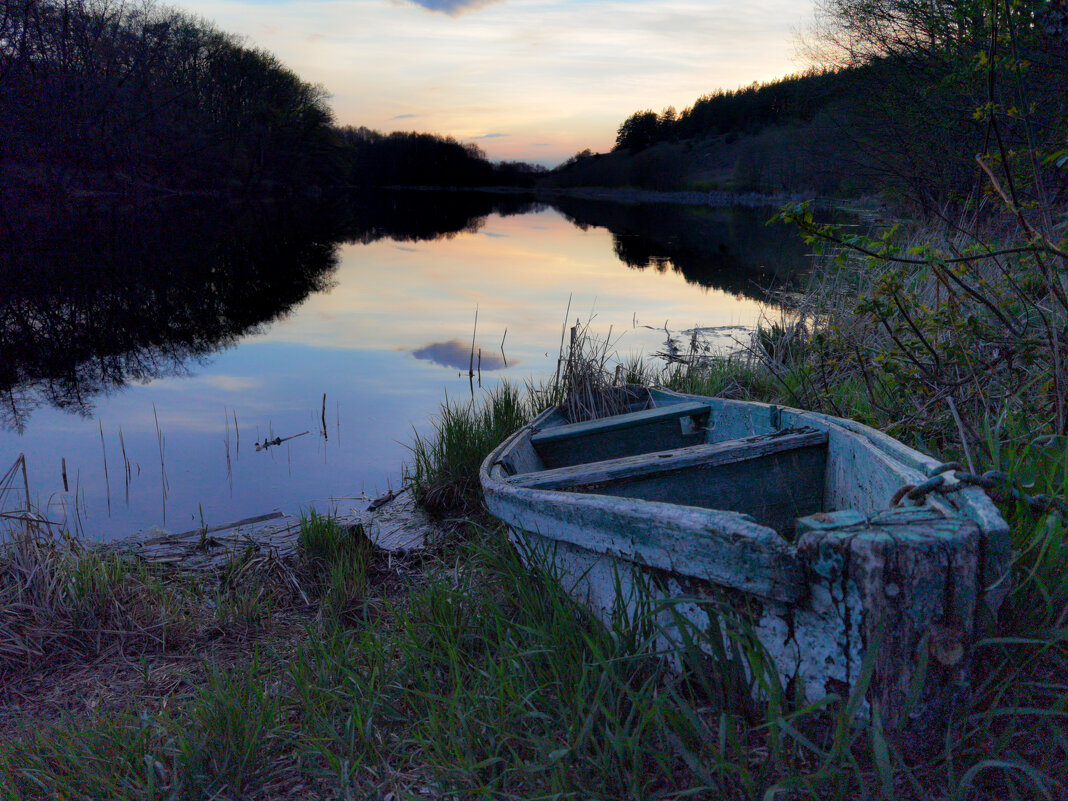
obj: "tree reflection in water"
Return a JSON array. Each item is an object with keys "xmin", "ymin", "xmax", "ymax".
[
  {"xmin": 1, "ymin": 189, "xmax": 812, "ymax": 433},
  {"xmin": 2, "ymin": 197, "xmax": 334, "ymax": 431},
  {"xmin": 551, "ymin": 196, "xmax": 816, "ymax": 298}
]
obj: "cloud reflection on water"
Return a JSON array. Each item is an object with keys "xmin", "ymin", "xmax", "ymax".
[{"xmin": 412, "ymin": 339, "xmax": 511, "ymax": 370}]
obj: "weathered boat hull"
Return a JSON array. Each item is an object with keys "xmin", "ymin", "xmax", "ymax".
[{"xmin": 480, "ymin": 388, "xmax": 1010, "ymax": 726}]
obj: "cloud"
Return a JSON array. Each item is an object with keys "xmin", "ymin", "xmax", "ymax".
[
  {"xmin": 392, "ymin": 114, "xmax": 418, "ymax": 120},
  {"xmin": 411, "ymin": 339, "xmax": 511, "ymax": 371},
  {"xmin": 470, "ymin": 132, "xmax": 508, "ymax": 140},
  {"xmin": 407, "ymin": 0, "xmax": 501, "ymax": 17}
]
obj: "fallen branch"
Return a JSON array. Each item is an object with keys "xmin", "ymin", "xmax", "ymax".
[{"xmin": 255, "ymin": 431, "xmax": 310, "ymax": 452}]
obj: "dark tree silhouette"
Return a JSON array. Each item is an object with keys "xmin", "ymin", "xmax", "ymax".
[
  {"xmin": 614, "ymin": 110, "xmax": 661, "ymax": 152},
  {"xmin": 0, "ymin": 0, "xmax": 338, "ymax": 191},
  {"xmin": 0, "ymin": 189, "xmax": 545, "ymax": 427}
]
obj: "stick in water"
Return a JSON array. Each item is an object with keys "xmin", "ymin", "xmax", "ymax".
[
  {"xmin": 99, "ymin": 421, "xmax": 111, "ymax": 517},
  {"xmin": 469, "ymin": 305, "xmax": 479, "ymax": 377}
]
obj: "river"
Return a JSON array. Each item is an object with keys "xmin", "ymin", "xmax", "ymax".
[{"xmin": 0, "ymin": 189, "xmax": 821, "ymax": 540}]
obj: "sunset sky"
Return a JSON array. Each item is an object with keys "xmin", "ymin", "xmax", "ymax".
[{"xmin": 182, "ymin": 0, "xmax": 814, "ymax": 165}]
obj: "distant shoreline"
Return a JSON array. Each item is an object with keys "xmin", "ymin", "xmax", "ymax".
[
  {"xmin": 539, "ymin": 185, "xmax": 812, "ymax": 208},
  {"xmin": 4, "ymin": 169, "xmax": 883, "ymax": 216},
  {"xmin": 424, "ymin": 184, "xmax": 887, "ymax": 215}
]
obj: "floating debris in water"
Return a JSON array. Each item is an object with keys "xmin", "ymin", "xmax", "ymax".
[{"xmin": 255, "ymin": 431, "xmax": 309, "ymax": 452}]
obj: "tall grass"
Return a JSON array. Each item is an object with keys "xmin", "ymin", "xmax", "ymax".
[
  {"xmin": 0, "ymin": 657, "xmax": 292, "ymax": 800},
  {"xmin": 297, "ymin": 510, "xmax": 372, "ymax": 619},
  {"xmin": 257, "ymin": 533, "xmax": 798, "ymax": 799},
  {"xmin": 170, "ymin": 657, "xmax": 290, "ymax": 799},
  {"xmin": 407, "ymin": 382, "xmax": 535, "ymax": 519},
  {"xmin": 0, "ymin": 716, "xmax": 166, "ymax": 799},
  {"xmin": 7, "ymin": 527, "xmax": 1062, "ymax": 799},
  {"xmin": 405, "ymin": 322, "xmax": 666, "ymax": 522}
]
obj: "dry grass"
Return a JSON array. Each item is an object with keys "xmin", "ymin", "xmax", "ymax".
[
  {"xmin": 0, "ymin": 530, "xmax": 198, "ymax": 679},
  {"xmin": 556, "ymin": 317, "xmax": 654, "ymax": 422},
  {"xmin": 0, "ymin": 510, "xmax": 426, "ymax": 801},
  {"xmin": 0, "ymin": 504, "xmax": 395, "ymax": 731}
]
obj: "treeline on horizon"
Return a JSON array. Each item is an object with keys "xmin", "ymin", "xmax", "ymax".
[
  {"xmin": 0, "ymin": 0, "xmax": 544, "ymax": 194},
  {"xmin": 550, "ymin": 1, "xmax": 1068, "ymax": 214},
  {"xmin": 334, "ymin": 127, "xmax": 545, "ymax": 189}
]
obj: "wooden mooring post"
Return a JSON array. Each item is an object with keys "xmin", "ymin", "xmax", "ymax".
[{"xmin": 783, "ymin": 507, "xmax": 983, "ymax": 726}]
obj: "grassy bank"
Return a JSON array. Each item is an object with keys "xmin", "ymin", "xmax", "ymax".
[
  {"xmin": 12, "ymin": 511, "xmax": 1059, "ymax": 799},
  {"xmin": 2, "ymin": 395, "xmax": 1066, "ymax": 798},
  {"xmin": 0, "ymin": 517, "xmax": 780, "ymax": 800}
]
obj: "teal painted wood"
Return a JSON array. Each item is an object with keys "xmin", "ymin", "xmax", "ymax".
[
  {"xmin": 532, "ymin": 401, "xmax": 710, "ymax": 468},
  {"xmin": 795, "ymin": 511, "xmax": 981, "ymax": 720},
  {"xmin": 568, "ymin": 447, "xmax": 825, "ymax": 538},
  {"xmin": 512, "ymin": 430, "xmax": 827, "ymax": 490},
  {"xmin": 492, "ymin": 407, "xmax": 557, "ymax": 476},
  {"xmin": 794, "ymin": 509, "xmax": 868, "ymax": 533},
  {"xmin": 533, "ymin": 400, "xmax": 708, "ymax": 444},
  {"xmin": 651, "ymin": 388, "xmax": 1012, "ymax": 612}
]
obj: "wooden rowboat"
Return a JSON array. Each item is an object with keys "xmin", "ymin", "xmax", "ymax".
[{"xmin": 479, "ymin": 387, "xmax": 1010, "ymax": 726}]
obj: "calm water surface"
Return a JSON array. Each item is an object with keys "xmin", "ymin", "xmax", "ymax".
[{"xmin": 1, "ymin": 191, "xmax": 817, "ymax": 540}]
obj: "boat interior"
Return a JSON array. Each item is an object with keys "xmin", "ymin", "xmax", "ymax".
[{"xmin": 496, "ymin": 389, "xmax": 832, "ymax": 538}]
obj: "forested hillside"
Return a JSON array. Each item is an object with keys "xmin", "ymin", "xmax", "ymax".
[
  {"xmin": 548, "ymin": 1, "xmax": 1068, "ymax": 213},
  {"xmin": 611, "ymin": 70, "xmax": 846, "ymax": 151},
  {"xmin": 0, "ymin": 0, "xmax": 338, "ymax": 191}
]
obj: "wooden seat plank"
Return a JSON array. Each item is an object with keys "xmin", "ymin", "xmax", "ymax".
[
  {"xmin": 514, "ymin": 429, "xmax": 827, "ymax": 490},
  {"xmin": 531, "ymin": 401, "xmax": 710, "ymax": 468}
]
